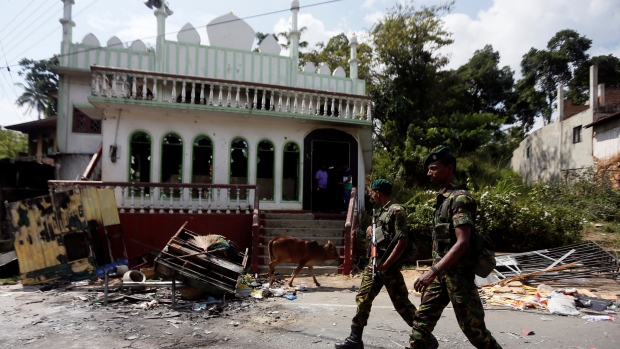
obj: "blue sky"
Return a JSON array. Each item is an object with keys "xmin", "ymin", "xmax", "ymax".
[{"xmin": 1, "ymin": 0, "xmax": 619, "ymax": 128}]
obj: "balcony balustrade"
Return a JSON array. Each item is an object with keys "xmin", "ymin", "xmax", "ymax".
[
  {"xmin": 48, "ymin": 181, "xmax": 259, "ymax": 215},
  {"xmin": 90, "ymin": 66, "xmax": 372, "ymax": 121}
]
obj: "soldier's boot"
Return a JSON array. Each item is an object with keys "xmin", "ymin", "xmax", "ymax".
[
  {"xmin": 334, "ymin": 324, "xmax": 364, "ymax": 349},
  {"xmin": 426, "ymin": 334, "xmax": 439, "ymax": 349},
  {"xmin": 409, "ymin": 332, "xmax": 439, "ymax": 349}
]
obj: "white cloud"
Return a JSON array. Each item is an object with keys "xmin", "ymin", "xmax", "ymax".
[
  {"xmin": 440, "ymin": 0, "xmax": 620, "ymax": 75},
  {"xmin": 274, "ymin": 13, "xmax": 345, "ymax": 52},
  {"xmin": 364, "ymin": 11, "xmax": 385, "ymax": 25},
  {"xmin": 362, "ymin": 0, "xmax": 378, "ymax": 9}
]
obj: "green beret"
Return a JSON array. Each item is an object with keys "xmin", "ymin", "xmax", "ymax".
[
  {"xmin": 371, "ymin": 179, "xmax": 392, "ymax": 194},
  {"xmin": 424, "ymin": 147, "xmax": 454, "ymax": 168}
]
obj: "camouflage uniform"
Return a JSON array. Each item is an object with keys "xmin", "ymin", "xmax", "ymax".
[
  {"xmin": 409, "ymin": 183, "xmax": 502, "ymax": 349},
  {"xmin": 352, "ymin": 201, "xmax": 417, "ymax": 327}
]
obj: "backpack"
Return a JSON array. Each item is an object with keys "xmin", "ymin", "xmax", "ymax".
[{"xmin": 438, "ymin": 190, "xmax": 496, "ymax": 278}]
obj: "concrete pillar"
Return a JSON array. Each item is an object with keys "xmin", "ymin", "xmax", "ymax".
[
  {"xmin": 589, "ymin": 65, "xmax": 598, "ymax": 108},
  {"xmin": 155, "ymin": 7, "xmax": 169, "ymax": 74},
  {"xmin": 557, "ymin": 86, "xmax": 564, "ymax": 121},
  {"xmin": 598, "ymin": 83, "xmax": 605, "ymax": 107},
  {"xmin": 59, "ymin": 0, "xmax": 75, "ymax": 66},
  {"xmin": 289, "ymin": 0, "xmax": 300, "ymax": 87},
  {"xmin": 349, "ymin": 33, "xmax": 359, "ymax": 94},
  {"xmin": 36, "ymin": 133, "xmax": 43, "ymax": 163}
]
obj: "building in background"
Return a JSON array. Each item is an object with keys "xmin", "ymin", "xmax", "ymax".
[{"xmin": 511, "ymin": 65, "xmax": 620, "ymax": 185}]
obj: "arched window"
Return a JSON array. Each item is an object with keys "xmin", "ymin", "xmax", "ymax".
[
  {"xmin": 229, "ymin": 138, "xmax": 248, "ymax": 185},
  {"xmin": 192, "ymin": 135, "xmax": 213, "ymax": 197},
  {"xmin": 282, "ymin": 142, "xmax": 300, "ymax": 201},
  {"xmin": 129, "ymin": 132, "xmax": 151, "ymax": 183},
  {"xmin": 161, "ymin": 133, "xmax": 183, "ymax": 184},
  {"xmin": 256, "ymin": 140, "xmax": 275, "ymax": 201}
]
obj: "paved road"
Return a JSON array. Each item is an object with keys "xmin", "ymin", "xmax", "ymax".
[{"xmin": 0, "ymin": 282, "xmax": 618, "ymax": 349}]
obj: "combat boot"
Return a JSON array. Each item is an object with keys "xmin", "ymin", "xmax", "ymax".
[
  {"xmin": 334, "ymin": 324, "xmax": 364, "ymax": 349},
  {"xmin": 426, "ymin": 333, "xmax": 439, "ymax": 349}
]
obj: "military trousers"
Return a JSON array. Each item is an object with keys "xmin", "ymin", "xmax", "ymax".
[
  {"xmin": 409, "ymin": 266, "xmax": 502, "ymax": 349},
  {"xmin": 352, "ymin": 257, "xmax": 417, "ymax": 327}
]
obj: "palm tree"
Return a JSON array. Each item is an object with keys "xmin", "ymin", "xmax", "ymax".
[
  {"xmin": 15, "ymin": 57, "xmax": 58, "ymax": 119},
  {"xmin": 277, "ymin": 26, "xmax": 309, "ymax": 50},
  {"xmin": 15, "ymin": 83, "xmax": 53, "ymax": 119}
]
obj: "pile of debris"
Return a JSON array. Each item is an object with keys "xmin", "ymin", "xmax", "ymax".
[
  {"xmin": 472, "ymin": 241, "xmax": 620, "ymax": 321},
  {"xmin": 236, "ymin": 274, "xmax": 303, "ymax": 301},
  {"xmin": 480, "ymin": 281, "xmax": 619, "ymax": 320}
]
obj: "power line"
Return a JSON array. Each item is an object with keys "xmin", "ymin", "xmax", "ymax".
[
  {"xmin": 0, "ymin": 41, "xmax": 14, "ymax": 86},
  {"xmin": 1, "ymin": 0, "xmax": 345, "ymax": 70},
  {"xmin": 0, "ymin": 74, "xmax": 25, "ymax": 123},
  {"xmin": 0, "ymin": 67, "xmax": 20, "ymax": 101},
  {"xmin": 0, "ymin": 0, "xmax": 41, "ymax": 38},
  {"xmin": 0, "ymin": 0, "xmax": 57, "ymax": 50},
  {"xmin": 1, "ymin": 2, "xmax": 62, "ymax": 55},
  {"xmin": 6, "ymin": 0, "xmax": 100, "ymax": 70}
]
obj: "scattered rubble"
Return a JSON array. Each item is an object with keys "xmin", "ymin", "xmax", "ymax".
[{"xmin": 479, "ymin": 281, "xmax": 618, "ymax": 320}]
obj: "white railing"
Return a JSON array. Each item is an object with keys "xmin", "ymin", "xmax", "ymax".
[
  {"xmin": 48, "ymin": 181, "xmax": 259, "ymax": 215},
  {"xmin": 89, "ymin": 66, "xmax": 372, "ymax": 121}
]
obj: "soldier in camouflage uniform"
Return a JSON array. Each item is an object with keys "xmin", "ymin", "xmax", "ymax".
[
  {"xmin": 336, "ymin": 179, "xmax": 438, "ymax": 349},
  {"xmin": 409, "ymin": 148, "xmax": 502, "ymax": 349}
]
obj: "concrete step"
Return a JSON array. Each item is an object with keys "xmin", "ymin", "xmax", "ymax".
[
  {"xmin": 263, "ymin": 212, "xmax": 314, "ymax": 220},
  {"xmin": 256, "ymin": 254, "xmax": 343, "ymax": 266},
  {"xmin": 263, "ymin": 227, "xmax": 343, "ymax": 237},
  {"xmin": 258, "ymin": 265, "xmax": 340, "ymax": 276},
  {"xmin": 264, "ymin": 219, "xmax": 343, "ymax": 228}
]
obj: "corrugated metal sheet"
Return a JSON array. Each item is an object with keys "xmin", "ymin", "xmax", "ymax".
[{"xmin": 98, "ymin": 189, "xmax": 120, "ymax": 226}]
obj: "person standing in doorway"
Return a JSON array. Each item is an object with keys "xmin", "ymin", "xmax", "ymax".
[
  {"xmin": 409, "ymin": 147, "xmax": 502, "ymax": 349},
  {"xmin": 314, "ymin": 164, "xmax": 329, "ymax": 212},
  {"xmin": 339, "ymin": 163, "xmax": 353, "ymax": 212}
]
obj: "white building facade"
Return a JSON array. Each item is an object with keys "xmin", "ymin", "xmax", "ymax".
[{"xmin": 54, "ymin": 0, "xmax": 373, "ymax": 211}]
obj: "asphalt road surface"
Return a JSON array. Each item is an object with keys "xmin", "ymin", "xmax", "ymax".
[{"xmin": 0, "ymin": 276, "xmax": 618, "ymax": 349}]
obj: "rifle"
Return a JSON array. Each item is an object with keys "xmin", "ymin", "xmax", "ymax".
[{"xmin": 371, "ymin": 209, "xmax": 377, "ymax": 279}]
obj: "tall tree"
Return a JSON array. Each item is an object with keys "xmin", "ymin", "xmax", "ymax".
[
  {"xmin": 370, "ymin": 1, "xmax": 454, "ymax": 156},
  {"xmin": 455, "ymin": 45, "xmax": 514, "ymax": 117},
  {"xmin": 15, "ymin": 56, "xmax": 59, "ymax": 119},
  {"xmin": 518, "ymin": 29, "xmax": 592, "ymax": 124}
]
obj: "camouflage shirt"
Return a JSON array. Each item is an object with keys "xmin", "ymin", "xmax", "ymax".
[
  {"xmin": 432, "ymin": 182, "xmax": 476, "ymax": 260},
  {"xmin": 376, "ymin": 200, "xmax": 408, "ymax": 253}
]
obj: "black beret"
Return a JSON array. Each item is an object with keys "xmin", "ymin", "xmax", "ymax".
[
  {"xmin": 424, "ymin": 147, "xmax": 454, "ymax": 168},
  {"xmin": 371, "ymin": 179, "xmax": 392, "ymax": 194}
]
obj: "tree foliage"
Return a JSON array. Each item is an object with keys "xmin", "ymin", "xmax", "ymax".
[
  {"xmin": 517, "ymin": 29, "xmax": 592, "ymax": 124},
  {"xmin": 567, "ymin": 54, "xmax": 620, "ymax": 105},
  {"xmin": 0, "ymin": 128, "xmax": 28, "ymax": 159},
  {"xmin": 15, "ymin": 56, "xmax": 59, "ymax": 119},
  {"xmin": 299, "ymin": 33, "xmax": 373, "ymax": 83},
  {"xmin": 368, "ymin": 2, "xmax": 507, "ymax": 184}
]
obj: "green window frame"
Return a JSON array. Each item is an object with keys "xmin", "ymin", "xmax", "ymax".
[
  {"xmin": 161, "ymin": 133, "xmax": 183, "ymax": 197},
  {"xmin": 191, "ymin": 135, "xmax": 213, "ymax": 198},
  {"xmin": 128, "ymin": 131, "xmax": 152, "ymax": 183},
  {"xmin": 256, "ymin": 140, "xmax": 275, "ymax": 201},
  {"xmin": 282, "ymin": 142, "xmax": 300, "ymax": 201}
]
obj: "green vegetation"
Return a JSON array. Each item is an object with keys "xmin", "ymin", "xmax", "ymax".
[{"xmin": 0, "ymin": 128, "xmax": 28, "ymax": 159}]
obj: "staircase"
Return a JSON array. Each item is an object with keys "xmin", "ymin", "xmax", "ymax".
[{"xmin": 258, "ymin": 212, "xmax": 345, "ymax": 277}]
